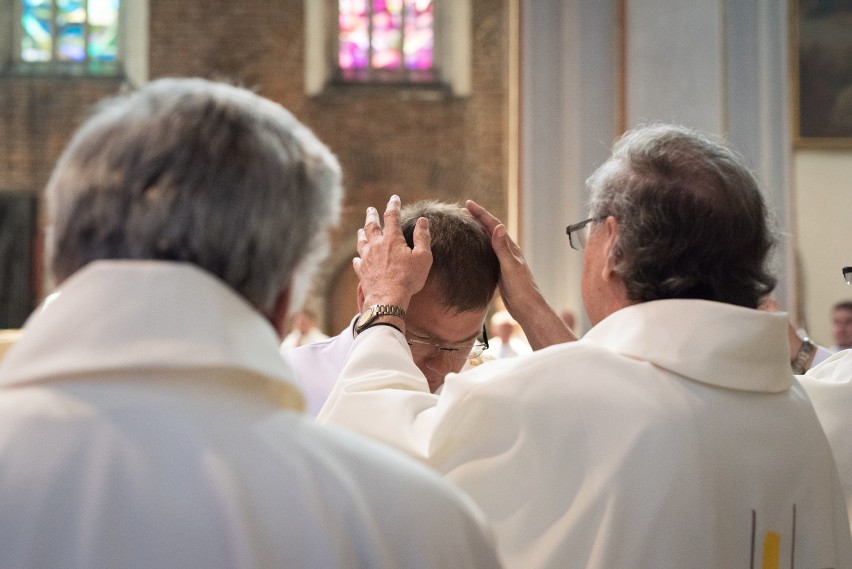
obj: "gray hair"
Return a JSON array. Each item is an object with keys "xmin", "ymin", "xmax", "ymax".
[
  {"xmin": 586, "ymin": 124, "xmax": 776, "ymax": 309},
  {"xmin": 46, "ymin": 78, "xmax": 342, "ymax": 316}
]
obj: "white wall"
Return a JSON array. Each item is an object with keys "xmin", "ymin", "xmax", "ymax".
[
  {"xmin": 522, "ymin": 0, "xmax": 804, "ymax": 332},
  {"xmin": 794, "ymin": 151, "xmax": 852, "ymax": 346},
  {"xmin": 624, "ymin": 0, "xmax": 724, "ymax": 131},
  {"xmin": 521, "ymin": 0, "xmax": 616, "ymax": 333},
  {"xmin": 123, "ymin": 1, "xmax": 150, "ymax": 86}
]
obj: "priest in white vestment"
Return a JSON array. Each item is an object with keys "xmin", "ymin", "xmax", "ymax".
[
  {"xmin": 0, "ymin": 78, "xmax": 501, "ymax": 569},
  {"xmin": 320, "ymin": 125, "xmax": 852, "ymax": 569}
]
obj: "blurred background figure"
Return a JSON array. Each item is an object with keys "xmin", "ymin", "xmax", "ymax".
[
  {"xmin": 483, "ymin": 310, "xmax": 531, "ymax": 359},
  {"xmin": 831, "ymin": 300, "xmax": 852, "ymax": 351},
  {"xmin": 280, "ymin": 309, "xmax": 328, "ymax": 351}
]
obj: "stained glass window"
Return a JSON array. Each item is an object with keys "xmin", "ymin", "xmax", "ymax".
[
  {"xmin": 20, "ymin": 0, "xmax": 120, "ymax": 63},
  {"xmin": 339, "ymin": 0, "xmax": 435, "ymax": 82}
]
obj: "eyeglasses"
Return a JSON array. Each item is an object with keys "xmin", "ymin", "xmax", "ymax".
[
  {"xmin": 844, "ymin": 266, "xmax": 852, "ymax": 285},
  {"xmin": 565, "ymin": 216, "xmax": 605, "ymax": 251},
  {"xmin": 406, "ymin": 325, "xmax": 489, "ymax": 360}
]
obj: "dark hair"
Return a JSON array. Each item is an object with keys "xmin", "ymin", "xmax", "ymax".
[
  {"xmin": 587, "ymin": 124, "xmax": 777, "ymax": 309},
  {"xmin": 833, "ymin": 301, "xmax": 852, "ymax": 312},
  {"xmin": 400, "ymin": 201, "xmax": 499, "ymax": 312}
]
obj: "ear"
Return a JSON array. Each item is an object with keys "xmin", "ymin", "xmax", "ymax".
[
  {"xmin": 269, "ymin": 287, "xmax": 291, "ymax": 340},
  {"xmin": 356, "ymin": 283, "xmax": 366, "ymax": 312},
  {"xmin": 600, "ymin": 216, "xmax": 620, "ymax": 282}
]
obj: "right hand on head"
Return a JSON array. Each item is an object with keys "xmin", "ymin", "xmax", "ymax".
[
  {"xmin": 465, "ymin": 199, "xmax": 577, "ymax": 348},
  {"xmin": 353, "ymin": 195, "xmax": 433, "ymax": 313}
]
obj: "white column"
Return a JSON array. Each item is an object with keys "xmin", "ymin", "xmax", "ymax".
[
  {"xmin": 521, "ymin": 0, "xmax": 794, "ymax": 327},
  {"xmin": 521, "ymin": 0, "xmax": 616, "ymax": 332}
]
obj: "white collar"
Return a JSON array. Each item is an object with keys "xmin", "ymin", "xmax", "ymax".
[
  {"xmin": 0, "ymin": 260, "xmax": 304, "ymax": 409},
  {"xmin": 583, "ymin": 299, "xmax": 793, "ymax": 393}
]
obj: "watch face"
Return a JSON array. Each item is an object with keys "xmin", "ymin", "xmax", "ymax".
[{"xmin": 355, "ymin": 306, "xmax": 376, "ymax": 330}]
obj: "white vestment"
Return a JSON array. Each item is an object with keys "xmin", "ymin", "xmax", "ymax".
[
  {"xmin": 280, "ymin": 327, "xmax": 329, "ymax": 351},
  {"xmin": 286, "ymin": 318, "xmax": 480, "ymax": 417},
  {"xmin": 284, "ymin": 319, "xmax": 358, "ymax": 417},
  {"xmin": 0, "ymin": 261, "xmax": 501, "ymax": 569},
  {"xmin": 320, "ymin": 299, "xmax": 852, "ymax": 569},
  {"xmin": 800, "ymin": 349, "xmax": 852, "ymax": 535}
]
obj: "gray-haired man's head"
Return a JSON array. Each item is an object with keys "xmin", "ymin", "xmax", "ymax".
[
  {"xmin": 581, "ymin": 124, "xmax": 776, "ymax": 324},
  {"xmin": 46, "ymin": 78, "xmax": 342, "ymax": 326}
]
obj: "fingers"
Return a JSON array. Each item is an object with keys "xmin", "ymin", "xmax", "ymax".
[
  {"xmin": 382, "ymin": 194, "xmax": 402, "ymax": 236},
  {"xmin": 356, "ymin": 227, "xmax": 368, "ymax": 256},
  {"xmin": 492, "ymin": 223, "xmax": 507, "ymax": 254},
  {"xmin": 491, "ymin": 222, "xmax": 521, "ymax": 262},
  {"xmin": 363, "ymin": 195, "xmax": 403, "ymax": 244},
  {"xmin": 364, "ymin": 206, "xmax": 382, "ymax": 238},
  {"xmin": 412, "ymin": 216, "xmax": 431, "ymax": 259},
  {"xmin": 465, "ymin": 199, "xmax": 501, "ymax": 233}
]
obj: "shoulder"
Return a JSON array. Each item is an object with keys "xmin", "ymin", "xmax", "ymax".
[
  {"xmin": 446, "ymin": 339, "xmax": 626, "ymax": 401},
  {"xmin": 434, "ymin": 340, "xmax": 639, "ymax": 444},
  {"xmin": 799, "ymin": 350, "xmax": 852, "ymax": 418},
  {"xmin": 284, "ymin": 330, "xmax": 351, "ymax": 373},
  {"xmin": 802, "ymin": 349, "xmax": 852, "ymax": 385},
  {"xmin": 281, "ymin": 416, "xmax": 492, "ymax": 526}
]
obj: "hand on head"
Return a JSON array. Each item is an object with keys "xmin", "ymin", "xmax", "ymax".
[
  {"xmin": 354, "ymin": 195, "xmax": 433, "ymax": 318},
  {"xmin": 465, "ymin": 200, "xmax": 540, "ymax": 318},
  {"xmin": 465, "ymin": 200, "xmax": 577, "ymax": 348}
]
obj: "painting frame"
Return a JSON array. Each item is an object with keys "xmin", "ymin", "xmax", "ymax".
[{"xmin": 790, "ymin": 0, "xmax": 852, "ymax": 148}]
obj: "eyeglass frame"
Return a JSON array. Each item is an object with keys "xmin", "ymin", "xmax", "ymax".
[
  {"xmin": 406, "ymin": 324, "xmax": 489, "ymax": 360},
  {"xmin": 843, "ymin": 266, "xmax": 852, "ymax": 285},
  {"xmin": 565, "ymin": 216, "xmax": 607, "ymax": 251}
]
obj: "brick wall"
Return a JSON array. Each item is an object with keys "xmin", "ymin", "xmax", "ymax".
[
  {"xmin": 2, "ymin": 0, "xmax": 510, "ymax": 332},
  {"xmin": 150, "ymin": 0, "xmax": 511, "ymax": 332},
  {"xmin": 0, "ymin": 75, "xmax": 125, "ymax": 324},
  {"xmin": 0, "ymin": 77, "xmax": 124, "ymax": 195}
]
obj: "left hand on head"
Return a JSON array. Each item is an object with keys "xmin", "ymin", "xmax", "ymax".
[
  {"xmin": 465, "ymin": 199, "xmax": 577, "ymax": 348},
  {"xmin": 465, "ymin": 199, "xmax": 544, "ymax": 316},
  {"xmin": 354, "ymin": 195, "xmax": 433, "ymax": 312}
]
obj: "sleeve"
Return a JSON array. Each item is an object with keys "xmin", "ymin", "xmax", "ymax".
[
  {"xmin": 810, "ymin": 344, "xmax": 837, "ymax": 369},
  {"xmin": 317, "ymin": 325, "xmax": 505, "ymax": 467},
  {"xmin": 316, "ymin": 326, "xmax": 443, "ymax": 460}
]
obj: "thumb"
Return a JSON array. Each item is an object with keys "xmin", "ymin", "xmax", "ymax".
[{"xmin": 492, "ymin": 223, "xmax": 512, "ymax": 257}]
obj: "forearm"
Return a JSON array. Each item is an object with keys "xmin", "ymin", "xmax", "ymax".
[{"xmin": 506, "ymin": 288, "xmax": 577, "ymax": 350}]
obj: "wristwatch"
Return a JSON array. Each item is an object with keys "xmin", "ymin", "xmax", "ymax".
[
  {"xmin": 354, "ymin": 304, "xmax": 406, "ymax": 335},
  {"xmin": 791, "ymin": 336, "xmax": 816, "ymax": 375}
]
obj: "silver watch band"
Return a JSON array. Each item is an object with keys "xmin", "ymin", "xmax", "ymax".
[{"xmin": 791, "ymin": 336, "xmax": 816, "ymax": 375}]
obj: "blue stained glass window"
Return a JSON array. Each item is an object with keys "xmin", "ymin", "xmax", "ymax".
[
  {"xmin": 20, "ymin": 0, "xmax": 119, "ymax": 63},
  {"xmin": 339, "ymin": 0, "xmax": 435, "ymax": 82},
  {"xmin": 21, "ymin": 0, "xmax": 53, "ymax": 62}
]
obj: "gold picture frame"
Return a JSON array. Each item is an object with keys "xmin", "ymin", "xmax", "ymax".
[{"xmin": 790, "ymin": 0, "xmax": 852, "ymax": 148}]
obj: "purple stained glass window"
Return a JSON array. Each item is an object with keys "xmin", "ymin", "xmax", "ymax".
[
  {"xmin": 404, "ymin": 0, "xmax": 433, "ymax": 70},
  {"xmin": 339, "ymin": 0, "xmax": 434, "ymax": 81},
  {"xmin": 339, "ymin": 0, "xmax": 369, "ymax": 69},
  {"xmin": 20, "ymin": 0, "xmax": 119, "ymax": 63},
  {"xmin": 371, "ymin": 0, "xmax": 402, "ymax": 69}
]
